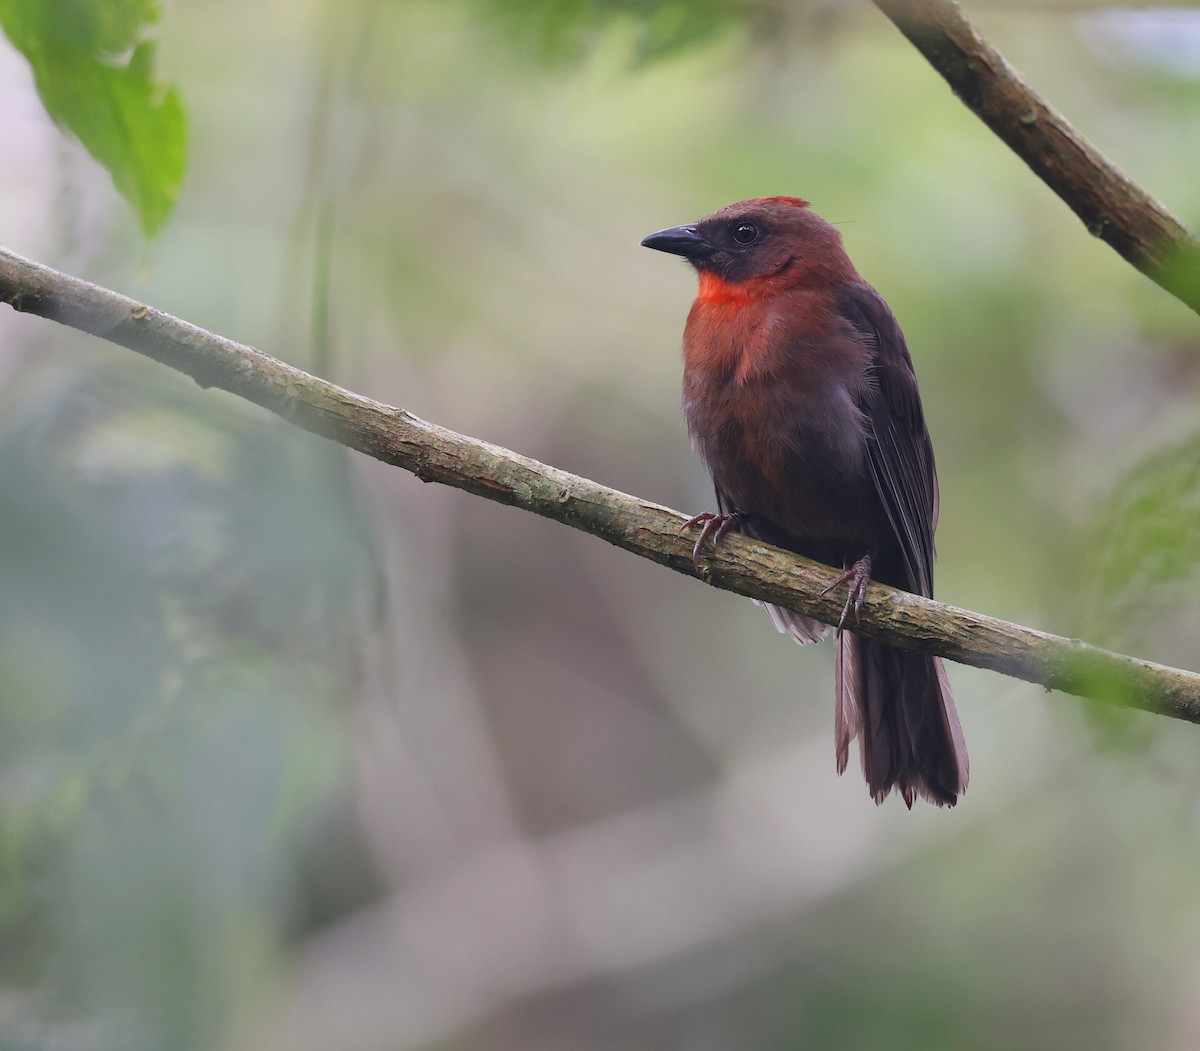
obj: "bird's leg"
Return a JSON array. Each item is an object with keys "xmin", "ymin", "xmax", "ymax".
[
  {"xmin": 820, "ymin": 554, "xmax": 872, "ymax": 631},
  {"xmin": 680, "ymin": 511, "xmax": 745, "ymax": 569}
]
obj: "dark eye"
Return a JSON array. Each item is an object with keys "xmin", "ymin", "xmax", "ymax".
[{"xmin": 732, "ymin": 222, "xmax": 759, "ymax": 245}]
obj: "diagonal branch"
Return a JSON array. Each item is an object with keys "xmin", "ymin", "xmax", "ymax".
[
  {"xmin": 2, "ymin": 244, "xmax": 1200, "ymax": 721},
  {"xmin": 873, "ymin": 0, "xmax": 1200, "ymax": 316}
]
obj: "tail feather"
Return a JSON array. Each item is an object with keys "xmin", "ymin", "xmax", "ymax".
[
  {"xmin": 759, "ymin": 600, "xmax": 829, "ymax": 645},
  {"xmin": 836, "ymin": 631, "xmax": 968, "ymax": 807},
  {"xmin": 833, "ymin": 633, "xmax": 860, "ymax": 774}
]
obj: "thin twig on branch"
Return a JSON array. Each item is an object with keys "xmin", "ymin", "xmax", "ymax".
[
  {"xmin": 2, "ymin": 244, "xmax": 1199, "ymax": 721},
  {"xmin": 873, "ymin": 0, "xmax": 1200, "ymax": 316}
]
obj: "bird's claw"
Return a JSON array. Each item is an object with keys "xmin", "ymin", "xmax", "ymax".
[
  {"xmin": 681, "ymin": 511, "xmax": 744, "ymax": 570},
  {"xmin": 820, "ymin": 555, "xmax": 872, "ymax": 632}
]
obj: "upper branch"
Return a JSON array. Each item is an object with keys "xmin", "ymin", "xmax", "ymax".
[
  {"xmin": 2, "ymin": 244, "xmax": 1200, "ymax": 722},
  {"xmin": 873, "ymin": 0, "xmax": 1200, "ymax": 316}
]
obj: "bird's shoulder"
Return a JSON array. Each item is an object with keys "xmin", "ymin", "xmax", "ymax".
[{"xmin": 831, "ymin": 281, "xmax": 924, "ymax": 417}]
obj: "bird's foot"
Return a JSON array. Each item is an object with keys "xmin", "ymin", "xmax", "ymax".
[
  {"xmin": 681, "ymin": 511, "xmax": 745, "ymax": 570},
  {"xmin": 820, "ymin": 555, "xmax": 872, "ymax": 631}
]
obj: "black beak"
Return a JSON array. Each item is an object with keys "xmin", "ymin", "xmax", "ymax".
[{"xmin": 640, "ymin": 224, "xmax": 713, "ymax": 259}]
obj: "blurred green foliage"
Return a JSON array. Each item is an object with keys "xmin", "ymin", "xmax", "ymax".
[
  {"xmin": 1082, "ymin": 426, "xmax": 1200, "ymax": 749},
  {"xmin": 470, "ymin": 0, "xmax": 749, "ymax": 65},
  {"xmin": 0, "ymin": 355, "xmax": 369, "ymax": 1047},
  {"xmin": 1088, "ymin": 432, "xmax": 1200, "ymax": 640}
]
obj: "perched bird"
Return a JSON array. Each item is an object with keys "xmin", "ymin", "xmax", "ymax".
[{"xmin": 642, "ymin": 196, "xmax": 967, "ymax": 807}]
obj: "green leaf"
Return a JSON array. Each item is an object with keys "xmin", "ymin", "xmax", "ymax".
[
  {"xmin": 1083, "ymin": 431, "xmax": 1200, "ymax": 651},
  {"xmin": 0, "ymin": 0, "xmax": 187, "ymax": 237},
  {"xmin": 1093, "ymin": 438, "xmax": 1200, "ymax": 591}
]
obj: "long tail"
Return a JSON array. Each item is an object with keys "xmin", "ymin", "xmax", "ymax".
[{"xmin": 835, "ymin": 632, "xmax": 968, "ymax": 807}]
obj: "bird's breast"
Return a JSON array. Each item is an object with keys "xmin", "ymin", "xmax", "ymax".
[{"xmin": 681, "ymin": 292, "xmax": 876, "ymax": 538}]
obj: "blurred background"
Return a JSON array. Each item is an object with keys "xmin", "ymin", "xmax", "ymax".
[{"xmin": 3, "ymin": 0, "xmax": 1200, "ymax": 1048}]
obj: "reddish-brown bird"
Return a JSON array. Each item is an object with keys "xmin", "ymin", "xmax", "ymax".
[{"xmin": 642, "ymin": 196, "xmax": 968, "ymax": 807}]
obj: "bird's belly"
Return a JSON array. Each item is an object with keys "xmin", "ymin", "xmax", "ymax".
[{"xmin": 697, "ymin": 418, "xmax": 882, "ymax": 548}]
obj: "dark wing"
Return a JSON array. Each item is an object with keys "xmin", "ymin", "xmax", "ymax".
[{"xmin": 837, "ymin": 282, "xmax": 939, "ymax": 597}]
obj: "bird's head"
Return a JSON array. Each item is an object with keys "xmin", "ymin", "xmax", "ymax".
[{"xmin": 641, "ymin": 197, "xmax": 849, "ymax": 288}]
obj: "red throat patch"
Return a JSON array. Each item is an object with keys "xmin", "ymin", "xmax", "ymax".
[
  {"xmin": 696, "ymin": 271, "xmax": 756, "ymax": 308},
  {"xmin": 695, "ymin": 269, "xmax": 790, "ymax": 310}
]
